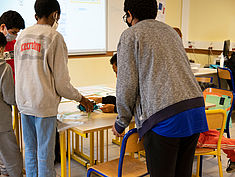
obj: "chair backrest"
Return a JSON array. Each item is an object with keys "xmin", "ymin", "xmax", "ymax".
[
  {"xmin": 217, "ymin": 67, "xmax": 235, "ymax": 92},
  {"xmin": 196, "ymin": 76, "xmax": 213, "ymax": 83},
  {"xmin": 125, "ymin": 132, "xmax": 144, "ymax": 153},
  {"xmin": 205, "ymin": 109, "xmax": 227, "ymax": 151},
  {"xmin": 218, "ymin": 67, "xmax": 232, "ymax": 80},
  {"xmin": 206, "ymin": 109, "xmax": 227, "ymax": 130},
  {"xmin": 203, "ymin": 88, "xmax": 234, "ymax": 137},
  {"xmin": 118, "ymin": 128, "xmax": 144, "ymax": 177}
]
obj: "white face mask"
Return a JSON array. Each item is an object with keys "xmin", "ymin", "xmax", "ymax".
[
  {"xmin": 3, "ymin": 26, "xmax": 17, "ymax": 42},
  {"xmin": 6, "ymin": 32, "xmax": 17, "ymax": 42},
  {"xmin": 52, "ymin": 13, "xmax": 59, "ymax": 30}
]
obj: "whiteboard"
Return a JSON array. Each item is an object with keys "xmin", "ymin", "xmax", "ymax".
[
  {"xmin": 0, "ymin": 0, "xmax": 106, "ymax": 54},
  {"xmin": 0, "ymin": 0, "xmax": 166, "ymax": 54},
  {"xmin": 107, "ymin": 0, "xmax": 127, "ymax": 51}
]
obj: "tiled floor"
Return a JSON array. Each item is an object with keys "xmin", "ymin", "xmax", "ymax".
[{"xmin": 53, "ymin": 115, "xmax": 235, "ymax": 177}]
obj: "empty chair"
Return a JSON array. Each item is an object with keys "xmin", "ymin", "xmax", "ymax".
[
  {"xmin": 87, "ymin": 128, "xmax": 148, "ymax": 177},
  {"xmin": 194, "ymin": 109, "xmax": 227, "ymax": 177}
]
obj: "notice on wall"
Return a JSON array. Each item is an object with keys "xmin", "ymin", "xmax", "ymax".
[{"xmin": 156, "ymin": 0, "xmax": 166, "ymax": 22}]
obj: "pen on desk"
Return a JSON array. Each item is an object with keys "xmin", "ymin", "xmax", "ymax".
[{"xmin": 88, "ymin": 112, "xmax": 91, "ymax": 119}]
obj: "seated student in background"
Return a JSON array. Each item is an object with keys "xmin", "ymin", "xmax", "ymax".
[
  {"xmin": 0, "ymin": 10, "xmax": 25, "ymax": 80},
  {"xmin": 89, "ymin": 54, "xmax": 117, "ymax": 113},
  {"xmin": 0, "ymin": 32, "xmax": 23, "ymax": 177},
  {"xmin": 14, "ymin": 0, "xmax": 94, "ymax": 176}
]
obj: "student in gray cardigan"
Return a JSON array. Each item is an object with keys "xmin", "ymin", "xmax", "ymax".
[
  {"xmin": 112, "ymin": 0, "xmax": 208, "ymax": 176},
  {"xmin": 0, "ymin": 32, "xmax": 23, "ymax": 177}
]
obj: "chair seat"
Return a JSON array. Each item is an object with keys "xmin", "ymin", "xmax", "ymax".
[
  {"xmin": 88, "ymin": 155, "xmax": 148, "ymax": 177},
  {"xmin": 195, "ymin": 148, "xmax": 215, "ymax": 155}
]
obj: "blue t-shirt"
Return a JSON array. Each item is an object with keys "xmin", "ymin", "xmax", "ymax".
[{"xmin": 152, "ymin": 107, "xmax": 208, "ymax": 137}]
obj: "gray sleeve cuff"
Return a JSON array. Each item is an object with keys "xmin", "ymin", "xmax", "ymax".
[{"xmin": 115, "ymin": 122, "xmax": 125, "ymax": 134}]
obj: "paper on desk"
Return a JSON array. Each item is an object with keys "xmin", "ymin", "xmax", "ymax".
[
  {"xmin": 57, "ymin": 112, "xmax": 89, "ymax": 132},
  {"xmin": 77, "ymin": 85, "xmax": 116, "ymax": 97},
  {"xmin": 60, "ymin": 86, "xmax": 116, "ymax": 103}
]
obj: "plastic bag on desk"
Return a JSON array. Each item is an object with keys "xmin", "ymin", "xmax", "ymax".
[{"xmin": 57, "ymin": 112, "xmax": 88, "ymax": 132}]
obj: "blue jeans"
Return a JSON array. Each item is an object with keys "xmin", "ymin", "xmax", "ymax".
[{"xmin": 21, "ymin": 114, "xmax": 57, "ymax": 177}]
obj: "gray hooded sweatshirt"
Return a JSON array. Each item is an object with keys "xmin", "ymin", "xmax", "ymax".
[
  {"xmin": 0, "ymin": 58, "xmax": 15, "ymax": 132},
  {"xmin": 14, "ymin": 24, "xmax": 82, "ymax": 117}
]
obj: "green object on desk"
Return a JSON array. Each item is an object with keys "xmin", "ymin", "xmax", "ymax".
[
  {"xmin": 205, "ymin": 94, "xmax": 232, "ymax": 128},
  {"xmin": 88, "ymin": 112, "xmax": 91, "ymax": 119}
]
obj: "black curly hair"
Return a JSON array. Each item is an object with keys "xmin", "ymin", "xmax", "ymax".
[
  {"xmin": 124, "ymin": 0, "xmax": 158, "ymax": 21},
  {"xmin": 0, "ymin": 10, "xmax": 25, "ymax": 30},
  {"xmin": 35, "ymin": 0, "xmax": 61, "ymax": 18},
  {"xmin": 0, "ymin": 32, "xmax": 7, "ymax": 48}
]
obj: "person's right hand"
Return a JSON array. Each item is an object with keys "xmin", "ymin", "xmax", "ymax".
[
  {"xmin": 88, "ymin": 97, "xmax": 102, "ymax": 104},
  {"xmin": 100, "ymin": 104, "xmax": 115, "ymax": 113},
  {"xmin": 79, "ymin": 96, "xmax": 94, "ymax": 113}
]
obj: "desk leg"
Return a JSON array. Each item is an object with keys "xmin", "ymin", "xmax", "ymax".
[
  {"xmin": 67, "ymin": 130, "xmax": 71, "ymax": 177},
  {"xmin": 106, "ymin": 129, "xmax": 109, "ymax": 162},
  {"xmin": 60, "ymin": 131, "xmax": 67, "ymax": 177},
  {"xmin": 99, "ymin": 130, "xmax": 104, "ymax": 163},
  {"xmin": 19, "ymin": 114, "xmax": 23, "ymax": 152},
  {"xmin": 75, "ymin": 134, "xmax": 80, "ymax": 154},
  {"xmin": 13, "ymin": 106, "xmax": 20, "ymax": 145},
  {"xmin": 90, "ymin": 132, "xmax": 95, "ymax": 166}
]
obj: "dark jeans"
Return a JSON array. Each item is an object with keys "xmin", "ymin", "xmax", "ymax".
[{"xmin": 143, "ymin": 130, "xmax": 200, "ymax": 177}]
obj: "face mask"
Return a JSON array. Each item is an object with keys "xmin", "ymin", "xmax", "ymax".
[
  {"xmin": 126, "ymin": 16, "xmax": 133, "ymax": 27},
  {"xmin": 52, "ymin": 13, "xmax": 59, "ymax": 30},
  {"xmin": 6, "ymin": 32, "xmax": 17, "ymax": 42},
  {"xmin": 126, "ymin": 21, "xmax": 132, "ymax": 27},
  {"xmin": 3, "ymin": 27, "xmax": 17, "ymax": 42}
]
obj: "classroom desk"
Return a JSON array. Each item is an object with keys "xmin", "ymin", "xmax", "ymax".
[
  {"xmin": 194, "ymin": 68, "xmax": 217, "ymax": 76},
  {"xmin": 59, "ymin": 111, "xmax": 118, "ymax": 177},
  {"xmin": 58, "ymin": 99, "xmax": 134, "ymax": 177}
]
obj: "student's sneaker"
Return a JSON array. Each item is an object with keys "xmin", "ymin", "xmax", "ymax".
[{"xmin": 226, "ymin": 159, "xmax": 235, "ymax": 173}]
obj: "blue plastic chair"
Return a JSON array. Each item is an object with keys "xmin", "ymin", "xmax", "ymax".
[{"xmin": 87, "ymin": 128, "xmax": 148, "ymax": 177}]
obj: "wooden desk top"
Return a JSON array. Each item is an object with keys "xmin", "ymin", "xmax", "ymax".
[
  {"xmin": 71, "ymin": 112, "xmax": 117, "ymax": 134},
  {"xmin": 58, "ymin": 101, "xmax": 216, "ymax": 134},
  {"xmin": 58, "ymin": 101, "xmax": 117, "ymax": 134},
  {"xmin": 194, "ymin": 68, "xmax": 217, "ymax": 76}
]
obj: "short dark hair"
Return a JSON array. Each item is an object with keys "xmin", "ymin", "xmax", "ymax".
[
  {"xmin": 0, "ymin": 11, "xmax": 25, "ymax": 30},
  {"xmin": 0, "ymin": 32, "xmax": 7, "ymax": 48},
  {"xmin": 110, "ymin": 54, "xmax": 117, "ymax": 65},
  {"xmin": 124, "ymin": 0, "xmax": 158, "ymax": 21},
  {"xmin": 35, "ymin": 0, "xmax": 61, "ymax": 18}
]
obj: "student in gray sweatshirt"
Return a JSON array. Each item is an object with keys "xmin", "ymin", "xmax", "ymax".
[
  {"xmin": 0, "ymin": 32, "xmax": 23, "ymax": 177},
  {"xmin": 112, "ymin": 0, "xmax": 208, "ymax": 176},
  {"xmin": 14, "ymin": 0, "xmax": 94, "ymax": 176}
]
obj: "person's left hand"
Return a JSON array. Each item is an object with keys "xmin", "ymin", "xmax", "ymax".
[
  {"xmin": 100, "ymin": 104, "xmax": 115, "ymax": 113},
  {"xmin": 112, "ymin": 124, "xmax": 124, "ymax": 137}
]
